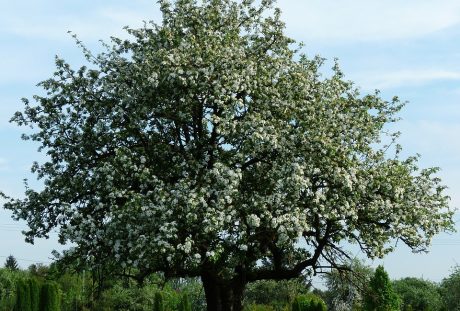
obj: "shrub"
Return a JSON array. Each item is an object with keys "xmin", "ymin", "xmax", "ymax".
[
  {"xmin": 244, "ymin": 304, "xmax": 275, "ymax": 311},
  {"xmin": 291, "ymin": 293, "xmax": 327, "ymax": 311},
  {"xmin": 245, "ymin": 279, "xmax": 309, "ymax": 307},
  {"xmin": 0, "ymin": 268, "xmax": 21, "ymax": 310},
  {"xmin": 28, "ymin": 278, "xmax": 40, "ymax": 311},
  {"xmin": 179, "ymin": 293, "xmax": 191, "ymax": 311},
  {"xmin": 153, "ymin": 292, "xmax": 164, "ymax": 311},
  {"xmin": 39, "ymin": 282, "xmax": 60, "ymax": 311},
  {"xmin": 14, "ymin": 278, "xmax": 31, "ymax": 311}
]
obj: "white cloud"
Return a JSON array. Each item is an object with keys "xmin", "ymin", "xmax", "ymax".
[
  {"xmin": 4, "ymin": 1, "xmax": 460, "ymax": 44},
  {"xmin": 278, "ymin": 0, "xmax": 460, "ymax": 42},
  {"xmin": 2, "ymin": 0, "xmax": 460, "ymax": 44}
]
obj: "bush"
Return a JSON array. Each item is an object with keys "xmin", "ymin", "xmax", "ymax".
[
  {"xmin": 0, "ymin": 269, "xmax": 20, "ymax": 311},
  {"xmin": 244, "ymin": 279, "xmax": 309, "ymax": 309},
  {"xmin": 14, "ymin": 278, "xmax": 31, "ymax": 311},
  {"xmin": 98, "ymin": 285, "xmax": 141, "ymax": 311},
  {"xmin": 153, "ymin": 292, "xmax": 164, "ymax": 311},
  {"xmin": 28, "ymin": 278, "xmax": 40, "ymax": 311},
  {"xmin": 55, "ymin": 272, "xmax": 87, "ymax": 311},
  {"xmin": 178, "ymin": 293, "xmax": 191, "ymax": 311},
  {"xmin": 292, "ymin": 294, "xmax": 327, "ymax": 311},
  {"xmin": 39, "ymin": 282, "xmax": 60, "ymax": 311},
  {"xmin": 244, "ymin": 304, "xmax": 276, "ymax": 311}
]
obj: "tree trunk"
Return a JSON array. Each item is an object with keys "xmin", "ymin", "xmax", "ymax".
[{"xmin": 201, "ymin": 273, "xmax": 246, "ymax": 311}]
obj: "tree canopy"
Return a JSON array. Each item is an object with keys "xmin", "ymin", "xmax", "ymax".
[
  {"xmin": 439, "ymin": 266, "xmax": 460, "ymax": 311},
  {"xmin": 393, "ymin": 277, "xmax": 442, "ymax": 311},
  {"xmin": 2, "ymin": 0, "xmax": 454, "ymax": 310}
]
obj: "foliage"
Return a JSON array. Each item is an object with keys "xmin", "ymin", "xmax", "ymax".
[
  {"xmin": 0, "ymin": 265, "xmax": 452, "ymax": 311},
  {"xmin": 439, "ymin": 266, "xmax": 460, "ymax": 311},
  {"xmin": 14, "ymin": 278, "xmax": 31, "ymax": 311},
  {"xmin": 363, "ymin": 266, "xmax": 399, "ymax": 311},
  {"xmin": 28, "ymin": 278, "xmax": 40, "ymax": 311},
  {"xmin": 4, "ymin": 256, "xmax": 19, "ymax": 272},
  {"xmin": 292, "ymin": 293, "xmax": 327, "ymax": 311},
  {"xmin": 154, "ymin": 292, "xmax": 164, "ymax": 311},
  {"xmin": 244, "ymin": 304, "xmax": 275, "ymax": 311},
  {"xmin": 322, "ymin": 259, "xmax": 373, "ymax": 311},
  {"xmin": 98, "ymin": 284, "xmax": 149, "ymax": 311},
  {"xmin": 392, "ymin": 277, "xmax": 442, "ymax": 311},
  {"xmin": 244, "ymin": 279, "xmax": 309, "ymax": 309},
  {"xmin": 0, "ymin": 268, "xmax": 21, "ymax": 310},
  {"xmin": 176, "ymin": 278, "xmax": 206, "ymax": 311},
  {"xmin": 2, "ymin": 0, "xmax": 454, "ymax": 309},
  {"xmin": 179, "ymin": 293, "xmax": 192, "ymax": 311},
  {"xmin": 28, "ymin": 264, "xmax": 49, "ymax": 279},
  {"xmin": 54, "ymin": 271, "xmax": 88, "ymax": 311},
  {"xmin": 39, "ymin": 282, "xmax": 60, "ymax": 311}
]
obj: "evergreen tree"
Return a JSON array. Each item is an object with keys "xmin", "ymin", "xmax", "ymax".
[
  {"xmin": 14, "ymin": 279, "xmax": 32, "ymax": 311},
  {"xmin": 314, "ymin": 301, "xmax": 327, "ymax": 311},
  {"xmin": 363, "ymin": 266, "xmax": 399, "ymax": 311},
  {"xmin": 179, "ymin": 293, "xmax": 192, "ymax": 311},
  {"xmin": 39, "ymin": 282, "xmax": 60, "ymax": 311},
  {"xmin": 153, "ymin": 292, "xmax": 164, "ymax": 311},
  {"xmin": 291, "ymin": 298, "xmax": 301, "ymax": 311},
  {"xmin": 5, "ymin": 255, "xmax": 19, "ymax": 271},
  {"xmin": 28, "ymin": 278, "xmax": 40, "ymax": 311}
]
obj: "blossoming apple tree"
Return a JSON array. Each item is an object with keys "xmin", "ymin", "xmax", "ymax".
[{"xmin": 2, "ymin": 0, "xmax": 454, "ymax": 310}]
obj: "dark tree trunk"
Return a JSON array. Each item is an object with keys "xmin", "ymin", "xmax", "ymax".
[{"xmin": 201, "ymin": 273, "xmax": 246, "ymax": 311}]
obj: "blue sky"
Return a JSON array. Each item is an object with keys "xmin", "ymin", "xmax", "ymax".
[{"xmin": 0, "ymin": 0, "xmax": 460, "ymax": 284}]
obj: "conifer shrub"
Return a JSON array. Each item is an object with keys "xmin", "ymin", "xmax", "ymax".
[
  {"xmin": 39, "ymin": 282, "xmax": 60, "ymax": 311},
  {"xmin": 179, "ymin": 293, "xmax": 191, "ymax": 311},
  {"xmin": 14, "ymin": 278, "xmax": 32, "ymax": 311},
  {"xmin": 28, "ymin": 278, "xmax": 40, "ymax": 311},
  {"xmin": 153, "ymin": 291, "xmax": 164, "ymax": 311}
]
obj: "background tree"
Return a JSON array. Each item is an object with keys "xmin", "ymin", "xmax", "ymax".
[
  {"xmin": 392, "ymin": 277, "xmax": 443, "ymax": 311},
  {"xmin": 4, "ymin": 255, "xmax": 19, "ymax": 271},
  {"xmin": 363, "ymin": 266, "xmax": 399, "ymax": 311},
  {"xmin": 2, "ymin": 0, "xmax": 454, "ymax": 310},
  {"xmin": 439, "ymin": 266, "xmax": 460, "ymax": 311},
  {"xmin": 27, "ymin": 263, "xmax": 49, "ymax": 279}
]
